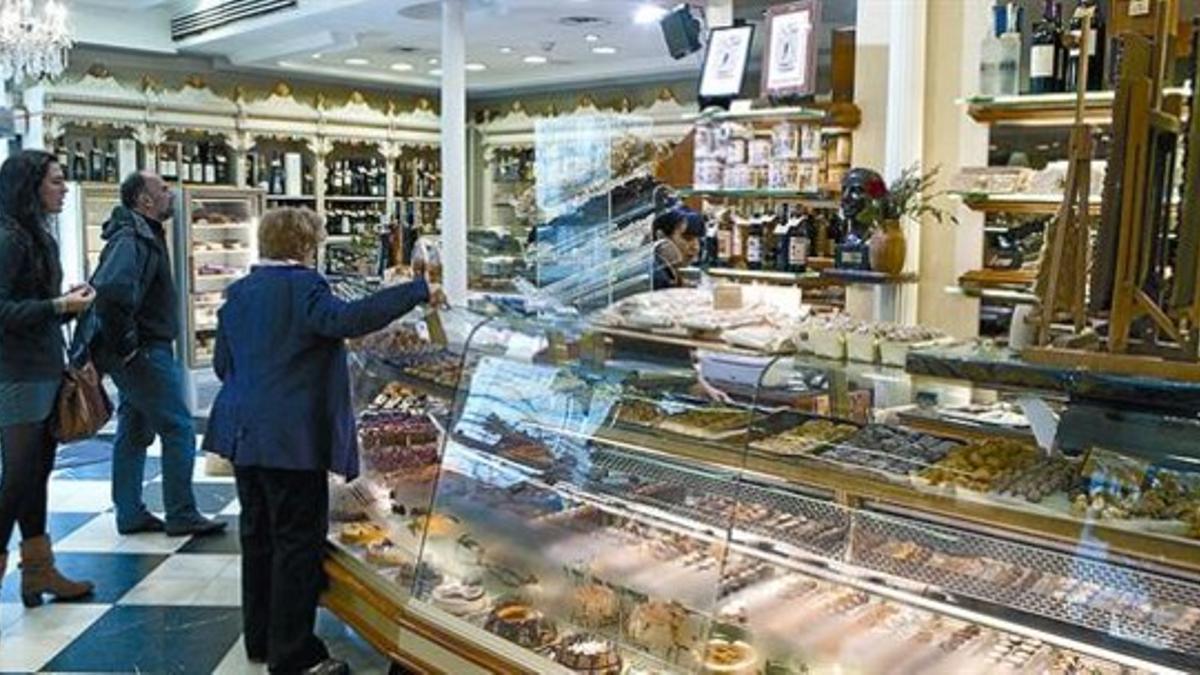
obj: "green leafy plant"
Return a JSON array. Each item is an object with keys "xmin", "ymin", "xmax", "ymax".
[{"xmin": 860, "ymin": 164, "xmax": 958, "ymax": 229}]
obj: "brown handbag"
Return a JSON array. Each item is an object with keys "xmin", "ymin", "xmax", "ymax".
[{"xmin": 52, "ymin": 359, "xmax": 113, "ymax": 442}]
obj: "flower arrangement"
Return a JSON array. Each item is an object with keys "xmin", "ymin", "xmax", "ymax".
[{"xmin": 859, "ymin": 164, "xmax": 958, "ymax": 229}]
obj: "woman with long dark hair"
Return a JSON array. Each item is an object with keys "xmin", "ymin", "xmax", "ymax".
[{"xmin": 0, "ymin": 150, "xmax": 96, "ymax": 612}]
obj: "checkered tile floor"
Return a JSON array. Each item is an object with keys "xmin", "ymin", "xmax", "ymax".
[{"xmin": 0, "ymin": 436, "xmax": 391, "ymax": 674}]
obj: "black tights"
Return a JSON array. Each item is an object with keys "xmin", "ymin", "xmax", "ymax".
[{"xmin": 0, "ymin": 420, "xmax": 56, "ymax": 550}]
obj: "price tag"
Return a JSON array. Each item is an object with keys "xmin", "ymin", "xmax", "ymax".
[
  {"xmin": 414, "ymin": 321, "xmax": 430, "ymax": 342},
  {"xmin": 1129, "ymin": 0, "xmax": 1150, "ymax": 17}
]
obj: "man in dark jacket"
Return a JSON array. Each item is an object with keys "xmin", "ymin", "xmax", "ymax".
[{"xmin": 91, "ymin": 172, "xmax": 225, "ymax": 537}]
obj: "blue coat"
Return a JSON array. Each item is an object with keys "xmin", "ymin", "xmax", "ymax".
[{"xmin": 202, "ymin": 265, "xmax": 429, "ymax": 479}]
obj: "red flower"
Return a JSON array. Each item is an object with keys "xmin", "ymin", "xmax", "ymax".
[{"xmin": 863, "ymin": 175, "xmax": 888, "ymax": 200}]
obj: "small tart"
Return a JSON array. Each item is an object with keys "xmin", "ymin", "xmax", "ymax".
[
  {"xmin": 698, "ymin": 639, "xmax": 758, "ymax": 675},
  {"xmin": 431, "ymin": 580, "xmax": 489, "ymax": 616},
  {"xmin": 364, "ymin": 541, "xmax": 408, "ymax": 567},
  {"xmin": 571, "ymin": 583, "xmax": 619, "ymax": 627},
  {"xmin": 338, "ymin": 522, "xmax": 388, "ymax": 546}
]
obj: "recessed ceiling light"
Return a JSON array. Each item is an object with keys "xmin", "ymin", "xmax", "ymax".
[
  {"xmin": 592, "ymin": 46, "xmax": 617, "ymax": 55},
  {"xmin": 312, "ymin": 53, "xmax": 322, "ymax": 59},
  {"xmin": 390, "ymin": 62, "xmax": 414, "ymax": 71},
  {"xmin": 499, "ymin": 46, "xmax": 513, "ymax": 54},
  {"xmin": 429, "ymin": 68, "xmax": 443, "ymax": 77},
  {"xmin": 585, "ymin": 34, "xmax": 600, "ymax": 42},
  {"xmin": 633, "ymin": 3, "xmax": 668, "ymax": 25},
  {"xmin": 428, "ymin": 57, "xmax": 439, "ymax": 65},
  {"xmin": 466, "ymin": 62, "xmax": 487, "ymax": 71},
  {"xmin": 523, "ymin": 55, "xmax": 548, "ymax": 64},
  {"xmin": 344, "ymin": 57, "xmax": 370, "ymax": 65}
]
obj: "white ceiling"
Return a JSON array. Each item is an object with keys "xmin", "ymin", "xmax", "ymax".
[{"xmin": 71, "ymin": 0, "xmax": 713, "ymax": 93}]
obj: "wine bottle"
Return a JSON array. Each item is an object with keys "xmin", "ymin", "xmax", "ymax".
[
  {"xmin": 89, "ymin": 139, "xmax": 104, "ymax": 182},
  {"xmin": 71, "ymin": 142, "xmax": 87, "ymax": 182},
  {"xmin": 716, "ymin": 213, "xmax": 732, "ymax": 267},
  {"xmin": 746, "ymin": 217, "xmax": 764, "ymax": 271},
  {"xmin": 1064, "ymin": 0, "xmax": 1106, "ymax": 92},
  {"xmin": 203, "ymin": 144, "xmax": 217, "ymax": 184},
  {"xmin": 789, "ymin": 212, "xmax": 813, "ymax": 273},
  {"xmin": 104, "ymin": 142, "xmax": 118, "ymax": 182},
  {"xmin": 54, "ymin": 143, "xmax": 69, "ymax": 177},
  {"xmin": 1029, "ymin": 0, "xmax": 1064, "ymax": 93}
]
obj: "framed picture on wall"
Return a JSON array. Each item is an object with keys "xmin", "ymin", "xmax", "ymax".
[
  {"xmin": 762, "ymin": 0, "xmax": 821, "ymax": 98},
  {"xmin": 699, "ymin": 24, "xmax": 756, "ymax": 103}
]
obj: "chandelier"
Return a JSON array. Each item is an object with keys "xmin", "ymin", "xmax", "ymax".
[{"xmin": 0, "ymin": 0, "xmax": 73, "ymax": 83}]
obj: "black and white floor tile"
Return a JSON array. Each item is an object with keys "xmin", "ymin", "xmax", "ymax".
[{"xmin": 0, "ymin": 437, "xmax": 392, "ymax": 674}]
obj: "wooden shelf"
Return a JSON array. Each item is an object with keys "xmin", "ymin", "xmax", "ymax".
[
  {"xmin": 325, "ymin": 195, "xmax": 387, "ymax": 203},
  {"xmin": 678, "ymin": 188, "xmax": 834, "ymax": 207},
  {"xmin": 265, "ymin": 194, "xmax": 316, "ymax": 201},
  {"xmin": 957, "ymin": 193, "xmax": 1100, "ymax": 216},
  {"xmin": 964, "ymin": 89, "xmax": 1190, "ymax": 126},
  {"xmin": 958, "ymin": 268, "xmax": 1037, "ymax": 290}
]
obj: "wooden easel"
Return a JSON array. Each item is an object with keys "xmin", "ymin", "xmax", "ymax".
[
  {"xmin": 1025, "ymin": 0, "xmax": 1200, "ymax": 381},
  {"xmin": 1033, "ymin": 6, "xmax": 1096, "ymax": 346}
]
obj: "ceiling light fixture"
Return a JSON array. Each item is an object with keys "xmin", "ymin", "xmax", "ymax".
[
  {"xmin": 499, "ymin": 46, "xmax": 513, "ymax": 54},
  {"xmin": 428, "ymin": 57, "xmax": 439, "ymax": 65},
  {"xmin": 592, "ymin": 46, "xmax": 617, "ymax": 55},
  {"xmin": 0, "ymin": 0, "xmax": 73, "ymax": 82},
  {"xmin": 523, "ymin": 55, "xmax": 547, "ymax": 65},
  {"xmin": 429, "ymin": 68, "xmax": 443, "ymax": 77},
  {"xmin": 633, "ymin": 3, "xmax": 668, "ymax": 25},
  {"xmin": 390, "ymin": 62, "xmax": 413, "ymax": 71},
  {"xmin": 584, "ymin": 34, "xmax": 600, "ymax": 42},
  {"xmin": 466, "ymin": 62, "xmax": 487, "ymax": 71},
  {"xmin": 311, "ymin": 53, "xmax": 322, "ymax": 59},
  {"xmin": 344, "ymin": 57, "xmax": 369, "ymax": 65}
]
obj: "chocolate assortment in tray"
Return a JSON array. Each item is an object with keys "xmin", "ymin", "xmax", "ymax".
[
  {"xmin": 919, "ymin": 438, "xmax": 1041, "ymax": 492},
  {"xmin": 1070, "ymin": 450, "xmax": 1200, "ymax": 533},
  {"xmin": 750, "ymin": 419, "xmax": 858, "ymax": 456},
  {"xmin": 816, "ymin": 425, "xmax": 961, "ymax": 479}
]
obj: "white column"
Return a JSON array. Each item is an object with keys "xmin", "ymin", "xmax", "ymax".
[
  {"xmin": 885, "ymin": 0, "xmax": 928, "ymax": 325},
  {"xmin": 851, "ymin": 0, "xmax": 890, "ymax": 170},
  {"xmin": 441, "ymin": 0, "xmax": 468, "ymax": 303}
]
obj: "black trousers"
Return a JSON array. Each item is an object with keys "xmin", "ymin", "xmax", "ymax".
[
  {"xmin": 0, "ymin": 421, "xmax": 56, "ymax": 549},
  {"xmin": 235, "ymin": 465, "xmax": 330, "ymax": 674}
]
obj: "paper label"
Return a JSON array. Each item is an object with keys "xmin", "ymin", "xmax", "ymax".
[
  {"xmin": 1129, "ymin": 0, "xmax": 1150, "ymax": 16},
  {"xmin": 746, "ymin": 235, "xmax": 762, "ymax": 263},
  {"xmin": 789, "ymin": 236, "xmax": 809, "ymax": 265},
  {"xmin": 1031, "ymin": 44, "xmax": 1055, "ymax": 77}
]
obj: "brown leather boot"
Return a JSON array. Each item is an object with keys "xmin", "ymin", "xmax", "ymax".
[{"xmin": 19, "ymin": 534, "xmax": 93, "ymax": 607}]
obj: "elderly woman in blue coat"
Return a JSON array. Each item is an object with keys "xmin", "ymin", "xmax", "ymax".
[{"xmin": 204, "ymin": 207, "xmax": 442, "ymax": 675}]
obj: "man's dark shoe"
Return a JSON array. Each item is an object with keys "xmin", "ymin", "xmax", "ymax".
[
  {"xmin": 117, "ymin": 513, "xmax": 166, "ymax": 535},
  {"xmin": 165, "ymin": 516, "xmax": 227, "ymax": 537},
  {"xmin": 298, "ymin": 659, "xmax": 349, "ymax": 675}
]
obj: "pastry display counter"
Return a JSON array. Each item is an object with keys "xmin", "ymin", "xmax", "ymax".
[{"xmin": 323, "ymin": 310, "xmax": 1200, "ymax": 674}]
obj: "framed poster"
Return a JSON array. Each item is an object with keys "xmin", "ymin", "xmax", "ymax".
[
  {"xmin": 699, "ymin": 24, "xmax": 756, "ymax": 101},
  {"xmin": 762, "ymin": 0, "xmax": 821, "ymax": 98}
]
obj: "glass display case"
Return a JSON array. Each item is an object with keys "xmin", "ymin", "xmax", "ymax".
[
  {"xmin": 59, "ymin": 182, "xmax": 176, "ymax": 288},
  {"xmin": 174, "ymin": 186, "xmax": 263, "ymax": 370},
  {"xmin": 327, "ymin": 305, "xmax": 1200, "ymax": 674}
]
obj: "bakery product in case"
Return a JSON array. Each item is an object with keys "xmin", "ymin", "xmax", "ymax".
[
  {"xmin": 364, "ymin": 541, "xmax": 408, "ymax": 567},
  {"xmin": 338, "ymin": 522, "xmax": 388, "ymax": 546},
  {"xmin": 484, "ymin": 601, "xmax": 557, "ymax": 649},
  {"xmin": 556, "ymin": 634, "xmax": 623, "ymax": 674},
  {"xmin": 627, "ymin": 600, "xmax": 691, "ymax": 652},
  {"xmin": 699, "ymin": 639, "xmax": 758, "ymax": 675},
  {"xmin": 570, "ymin": 583, "xmax": 619, "ymax": 627},
  {"xmin": 431, "ymin": 580, "xmax": 489, "ymax": 616}
]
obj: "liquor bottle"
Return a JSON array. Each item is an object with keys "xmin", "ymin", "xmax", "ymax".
[
  {"xmin": 997, "ymin": 3, "xmax": 1022, "ymax": 96},
  {"xmin": 269, "ymin": 153, "xmax": 284, "ymax": 195},
  {"xmin": 330, "ymin": 160, "xmax": 343, "ymax": 195},
  {"xmin": 1029, "ymin": 0, "xmax": 1064, "ymax": 93},
  {"xmin": 745, "ymin": 216, "xmax": 764, "ymax": 271},
  {"xmin": 161, "ymin": 146, "xmax": 177, "ymax": 181},
  {"xmin": 1064, "ymin": 0, "xmax": 1106, "ymax": 92},
  {"xmin": 71, "ymin": 142, "xmax": 87, "ymax": 182},
  {"xmin": 303, "ymin": 162, "xmax": 314, "ymax": 196},
  {"xmin": 979, "ymin": 5, "xmax": 1004, "ymax": 96},
  {"xmin": 89, "ymin": 139, "xmax": 104, "ymax": 182},
  {"xmin": 103, "ymin": 142, "xmax": 118, "ymax": 182}
]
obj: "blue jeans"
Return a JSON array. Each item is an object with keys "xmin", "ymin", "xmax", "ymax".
[{"xmin": 108, "ymin": 342, "xmax": 201, "ymax": 528}]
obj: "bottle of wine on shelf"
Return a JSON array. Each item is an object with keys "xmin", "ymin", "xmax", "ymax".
[
  {"xmin": 1029, "ymin": 0, "xmax": 1064, "ymax": 94},
  {"xmin": 103, "ymin": 142, "xmax": 118, "ymax": 183},
  {"xmin": 89, "ymin": 139, "xmax": 104, "ymax": 182},
  {"xmin": 161, "ymin": 145, "xmax": 178, "ymax": 181},
  {"xmin": 979, "ymin": 5, "xmax": 1004, "ymax": 96},
  {"xmin": 270, "ymin": 153, "xmax": 285, "ymax": 195},
  {"xmin": 54, "ymin": 142, "xmax": 69, "ymax": 179},
  {"xmin": 71, "ymin": 142, "xmax": 87, "ymax": 182},
  {"xmin": 302, "ymin": 161, "xmax": 314, "ymax": 196},
  {"xmin": 192, "ymin": 144, "xmax": 206, "ymax": 185},
  {"xmin": 1064, "ymin": 0, "xmax": 1105, "ymax": 92},
  {"xmin": 703, "ymin": 217, "xmax": 719, "ymax": 269},
  {"xmin": 746, "ymin": 216, "xmax": 764, "ymax": 271},
  {"xmin": 215, "ymin": 151, "xmax": 228, "ymax": 185},
  {"xmin": 202, "ymin": 143, "xmax": 216, "ymax": 184}
]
